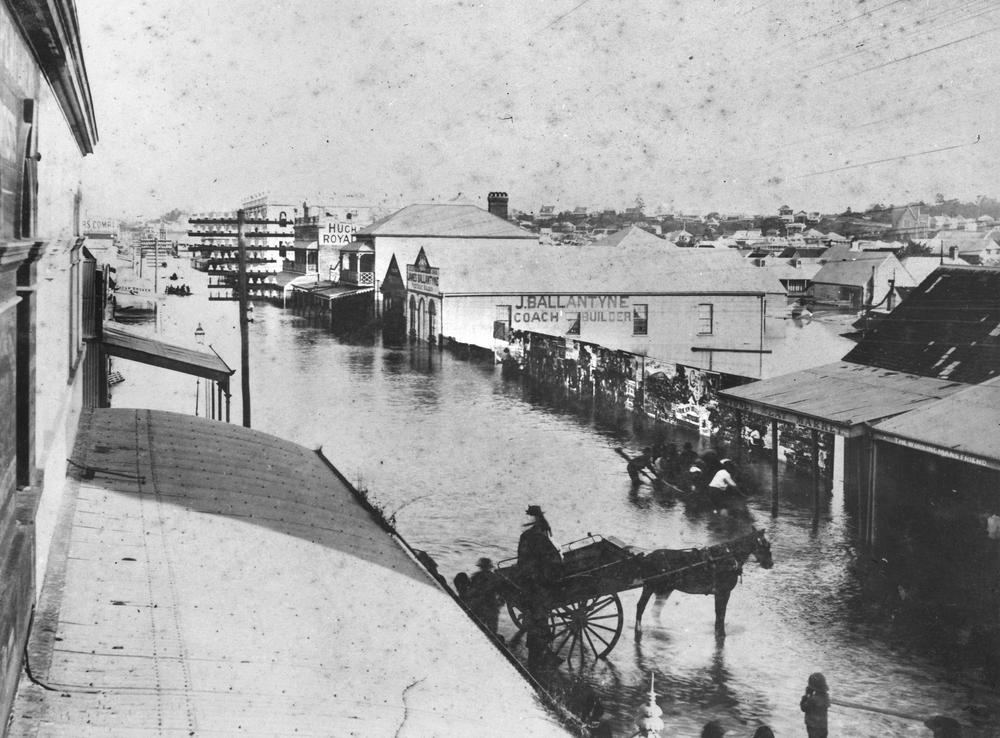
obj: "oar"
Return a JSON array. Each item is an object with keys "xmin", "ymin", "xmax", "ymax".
[
  {"xmin": 613, "ymin": 447, "xmax": 656, "ymax": 480},
  {"xmin": 831, "ymin": 697, "xmax": 960, "ymax": 729}
]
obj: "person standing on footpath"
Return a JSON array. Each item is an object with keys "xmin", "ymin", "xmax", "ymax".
[
  {"xmin": 467, "ymin": 557, "xmax": 504, "ymax": 637},
  {"xmin": 800, "ymin": 672, "xmax": 830, "ymax": 738}
]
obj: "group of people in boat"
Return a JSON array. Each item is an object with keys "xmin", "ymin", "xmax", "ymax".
[{"xmin": 627, "ymin": 441, "xmax": 747, "ymax": 509}]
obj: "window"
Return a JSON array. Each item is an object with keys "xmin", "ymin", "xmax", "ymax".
[
  {"xmin": 698, "ymin": 303, "xmax": 714, "ymax": 334},
  {"xmin": 566, "ymin": 312, "xmax": 581, "ymax": 335},
  {"xmin": 494, "ymin": 304, "xmax": 511, "ymax": 340},
  {"xmin": 632, "ymin": 304, "xmax": 648, "ymax": 335}
]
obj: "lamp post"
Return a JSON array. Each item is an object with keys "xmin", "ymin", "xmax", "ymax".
[{"xmin": 194, "ymin": 323, "xmax": 205, "ymax": 416}]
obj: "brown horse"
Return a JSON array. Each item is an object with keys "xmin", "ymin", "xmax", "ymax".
[{"xmin": 634, "ymin": 528, "xmax": 774, "ymax": 637}]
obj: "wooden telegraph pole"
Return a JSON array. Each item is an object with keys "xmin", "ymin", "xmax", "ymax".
[{"xmin": 237, "ymin": 209, "xmax": 251, "ymax": 428}]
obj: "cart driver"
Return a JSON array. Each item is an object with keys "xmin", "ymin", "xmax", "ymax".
[
  {"xmin": 518, "ymin": 505, "xmax": 562, "ymax": 668},
  {"xmin": 518, "ymin": 505, "xmax": 562, "ymax": 586}
]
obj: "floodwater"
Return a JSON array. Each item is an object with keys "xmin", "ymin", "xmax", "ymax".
[{"xmin": 110, "ymin": 260, "xmax": 1000, "ymax": 738}]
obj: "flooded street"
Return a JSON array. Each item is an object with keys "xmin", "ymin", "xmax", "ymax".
[{"xmin": 110, "ymin": 263, "xmax": 1000, "ymax": 737}]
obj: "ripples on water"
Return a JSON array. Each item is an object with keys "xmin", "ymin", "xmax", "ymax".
[{"xmin": 109, "ymin": 274, "xmax": 1000, "ymax": 737}]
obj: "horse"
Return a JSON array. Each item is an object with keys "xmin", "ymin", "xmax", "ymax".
[{"xmin": 634, "ymin": 528, "xmax": 773, "ymax": 637}]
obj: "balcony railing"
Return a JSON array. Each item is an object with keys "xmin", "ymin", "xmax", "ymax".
[{"xmin": 339, "ymin": 269, "xmax": 374, "ymax": 286}]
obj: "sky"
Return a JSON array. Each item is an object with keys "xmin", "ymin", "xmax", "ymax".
[{"xmin": 77, "ymin": 0, "xmax": 1000, "ymax": 219}]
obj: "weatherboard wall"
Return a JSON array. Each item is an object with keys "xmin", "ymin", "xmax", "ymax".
[{"xmin": 442, "ymin": 292, "xmax": 772, "ymax": 379}]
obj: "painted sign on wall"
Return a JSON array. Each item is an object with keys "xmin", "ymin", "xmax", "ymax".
[
  {"xmin": 406, "ymin": 247, "xmax": 440, "ymax": 296},
  {"xmin": 318, "ymin": 220, "xmax": 357, "ymax": 246},
  {"xmin": 512, "ymin": 294, "xmax": 633, "ymax": 327}
]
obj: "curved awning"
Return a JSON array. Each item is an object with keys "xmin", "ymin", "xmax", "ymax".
[{"xmin": 14, "ymin": 410, "xmax": 572, "ymax": 736}]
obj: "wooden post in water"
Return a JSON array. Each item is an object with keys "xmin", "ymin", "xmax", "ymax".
[
  {"xmin": 733, "ymin": 409, "xmax": 743, "ymax": 463},
  {"xmin": 237, "ymin": 209, "xmax": 251, "ymax": 428},
  {"xmin": 811, "ymin": 428, "xmax": 821, "ymax": 527},
  {"xmin": 770, "ymin": 420, "xmax": 779, "ymax": 517}
]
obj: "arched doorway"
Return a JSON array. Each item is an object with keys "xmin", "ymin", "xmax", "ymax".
[
  {"xmin": 409, "ymin": 295, "xmax": 416, "ymax": 338},
  {"xmin": 428, "ymin": 300, "xmax": 437, "ymax": 343},
  {"xmin": 417, "ymin": 297, "xmax": 426, "ymax": 342}
]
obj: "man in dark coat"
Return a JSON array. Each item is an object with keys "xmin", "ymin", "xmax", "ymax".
[{"xmin": 518, "ymin": 505, "xmax": 562, "ymax": 668}]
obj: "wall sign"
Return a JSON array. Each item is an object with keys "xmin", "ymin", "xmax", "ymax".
[
  {"xmin": 512, "ymin": 294, "xmax": 633, "ymax": 327},
  {"xmin": 406, "ymin": 247, "xmax": 440, "ymax": 296}
]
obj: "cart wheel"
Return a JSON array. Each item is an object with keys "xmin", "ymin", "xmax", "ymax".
[
  {"xmin": 507, "ymin": 601, "xmax": 525, "ymax": 630},
  {"xmin": 548, "ymin": 593, "xmax": 623, "ymax": 661}
]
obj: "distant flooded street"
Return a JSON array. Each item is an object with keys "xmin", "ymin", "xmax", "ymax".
[{"xmin": 109, "ymin": 263, "xmax": 1000, "ymax": 737}]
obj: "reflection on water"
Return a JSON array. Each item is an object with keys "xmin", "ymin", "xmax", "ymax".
[{"xmin": 107, "ymin": 263, "xmax": 1000, "ymax": 737}]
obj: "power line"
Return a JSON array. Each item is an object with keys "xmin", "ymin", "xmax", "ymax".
[
  {"xmin": 841, "ymin": 24, "xmax": 1000, "ymax": 79},
  {"xmin": 796, "ymin": 137, "xmax": 981, "ymax": 179}
]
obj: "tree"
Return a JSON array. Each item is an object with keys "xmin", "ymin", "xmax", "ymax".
[
  {"xmin": 901, "ymin": 240, "xmax": 932, "ymax": 257},
  {"xmin": 634, "ymin": 194, "xmax": 645, "ymax": 214}
]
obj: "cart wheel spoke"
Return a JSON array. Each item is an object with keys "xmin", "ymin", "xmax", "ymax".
[
  {"xmin": 585, "ymin": 596, "xmax": 617, "ymax": 616},
  {"xmin": 546, "ymin": 594, "xmax": 624, "ymax": 661},
  {"xmin": 587, "ymin": 627, "xmax": 613, "ymax": 648},
  {"xmin": 587, "ymin": 621, "xmax": 620, "ymax": 633},
  {"xmin": 552, "ymin": 625, "xmax": 575, "ymax": 655},
  {"xmin": 583, "ymin": 628, "xmax": 603, "ymax": 658}
]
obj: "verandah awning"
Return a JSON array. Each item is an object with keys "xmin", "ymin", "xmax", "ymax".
[{"xmin": 100, "ymin": 325, "xmax": 234, "ymax": 384}]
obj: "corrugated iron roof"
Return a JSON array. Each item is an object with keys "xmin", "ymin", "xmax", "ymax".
[
  {"xmin": 594, "ymin": 225, "xmax": 670, "ymax": 248},
  {"xmin": 419, "ymin": 241, "xmax": 787, "ymax": 295},
  {"xmin": 719, "ymin": 361, "xmax": 968, "ymax": 431},
  {"xmin": 358, "ymin": 203, "xmax": 537, "ymax": 239},
  {"xmin": 14, "ymin": 409, "xmax": 572, "ymax": 736},
  {"xmin": 872, "ymin": 376, "xmax": 1000, "ymax": 468},
  {"xmin": 314, "ymin": 286, "xmax": 374, "ymax": 301},
  {"xmin": 102, "ymin": 325, "xmax": 233, "ymax": 382},
  {"xmin": 812, "ymin": 257, "xmax": 887, "ymax": 286},
  {"xmin": 843, "ymin": 265, "xmax": 1000, "ymax": 383}
]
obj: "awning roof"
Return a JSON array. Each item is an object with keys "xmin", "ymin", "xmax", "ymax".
[
  {"xmin": 871, "ymin": 376, "xmax": 1000, "ymax": 469},
  {"xmin": 12, "ymin": 409, "xmax": 572, "ymax": 736},
  {"xmin": 719, "ymin": 361, "xmax": 969, "ymax": 436},
  {"xmin": 101, "ymin": 325, "xmax": 233, "ymax": 384},
  {"xmin": 312, "ymin": 286, "xmax": 374, "ymax": 302}
]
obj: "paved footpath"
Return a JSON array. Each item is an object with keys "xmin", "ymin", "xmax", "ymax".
[{"xmin": 10, "ymin": 409, "xmax": 571, "ymax": 737}]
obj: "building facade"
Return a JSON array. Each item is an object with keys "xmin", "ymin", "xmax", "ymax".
[{"xmin": 0, "ymin": 0, "xmax": 97, "ymax": 723}]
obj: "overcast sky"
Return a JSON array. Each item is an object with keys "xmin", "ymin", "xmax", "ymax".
[{"xmin": 77, "ymin": 0, "xmax": 999, "ymax": 218}]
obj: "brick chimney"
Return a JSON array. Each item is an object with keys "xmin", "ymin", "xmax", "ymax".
[{"xmin": 488, "ymin": 191, "xmax": 509, "ymax": 220}]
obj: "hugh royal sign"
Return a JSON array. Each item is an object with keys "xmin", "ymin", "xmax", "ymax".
[{"xmin": 512, "ymin": 295, "xmax": 633, "ymax": 325}]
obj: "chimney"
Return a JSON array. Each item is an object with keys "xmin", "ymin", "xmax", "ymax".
[{"xmin": 488, "ymin": 191, "xmax": 509, "ymax": 220}]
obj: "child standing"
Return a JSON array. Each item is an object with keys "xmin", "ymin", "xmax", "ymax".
[{"xmin": 800, "ymin": 672, "xmax": 830, "ymax": 738}]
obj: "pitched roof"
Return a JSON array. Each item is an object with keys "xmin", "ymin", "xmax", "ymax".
[
  {"xmin": 594, "ymin": 225, "xmax": 670, "ymax": 248},
  {"xmin": 758, "ymin": 259, "xmax": 824, "ymax": 281},
  {"xmin": 929, "ymin": 229, "xmax": 1000, "ymax": 252},
  {"xmin": 415, "ymin": 242, "xmax": 786, "ymax": 295},
  {"xmin": 812, "ymin": 256, "xmax": 887, "ymax": 286},
  {"xmin": 899, "ymin": 255, "xmax": 964, "ymax": 284},
  {"xmin": 872, "ymin": 376, "xmax": 1000, "ymax": 468},
  {"xmin": 719, "ymin": 361, "xmax": 968, "ymax": 433},
  {"xmin": 357, "ymin": 204, "xmax": 536, "ymax": 239},
  {"xmin": 842, "ymin": 265, "xmax": 1000, "ymax": 383}
]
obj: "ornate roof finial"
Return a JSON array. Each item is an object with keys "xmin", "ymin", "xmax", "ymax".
[{"xmin": 635, "ymin": 671, "xmax": 665, "ymax": 736}]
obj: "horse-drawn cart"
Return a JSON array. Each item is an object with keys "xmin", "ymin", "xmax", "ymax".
[
  {"xmin": 495, "ymin": 529, "xmax": 773, "ymax": 662},
  {"xmin": 496, "ymin": 535, "xmax": 647, "ymax": 661}
]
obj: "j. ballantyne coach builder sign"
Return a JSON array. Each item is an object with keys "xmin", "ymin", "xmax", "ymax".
[{"xmin": 512, "ymin": 294, "xmax": 634, "ymax": 326}]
